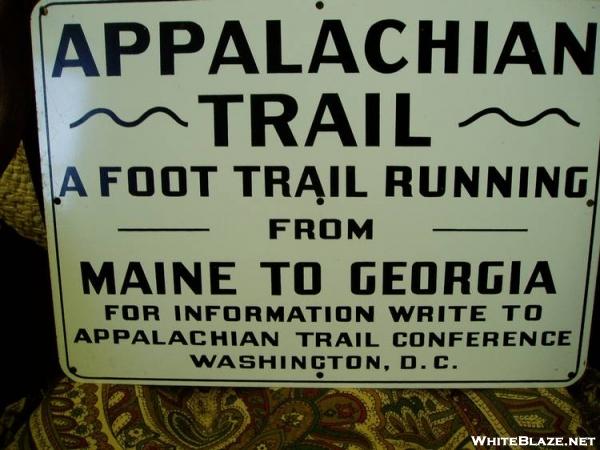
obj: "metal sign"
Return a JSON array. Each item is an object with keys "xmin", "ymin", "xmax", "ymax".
[{"xmin": 32, "ymin": 0, "xmax": 600, "ymax": 387}]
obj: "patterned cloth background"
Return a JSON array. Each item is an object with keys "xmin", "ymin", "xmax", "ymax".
[{"xmin": 4, "ymin": 378, "xmax": 590, "ymax": 449}]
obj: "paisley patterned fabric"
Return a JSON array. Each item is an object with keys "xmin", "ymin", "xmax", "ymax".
[{"xmin": 6, "ymin": 377, "xmax": 587, "ymax": 449}]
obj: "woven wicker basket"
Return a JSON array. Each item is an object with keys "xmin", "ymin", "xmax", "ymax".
[{"xmin": 0, "ymin": 144, "xmax": 46, "ymax": 246}]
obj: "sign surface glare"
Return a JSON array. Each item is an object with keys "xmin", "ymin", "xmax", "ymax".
[{"xmin": 31, "ymin": 0, "xmax": 600, "ymax": 387}]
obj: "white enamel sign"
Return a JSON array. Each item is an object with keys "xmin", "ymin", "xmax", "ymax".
[{"xmin": 32, "ymin": 0, "xmax": 600, "ymax": 387}]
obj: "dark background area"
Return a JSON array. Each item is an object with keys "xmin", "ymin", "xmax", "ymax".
[{"xmin": 0, "ymin": 221, "xmax": 59, "ymax": 412}]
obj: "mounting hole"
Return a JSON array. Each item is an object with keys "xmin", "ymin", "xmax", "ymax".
[
  {"xmin": 567, "ymin": 371, "xmax": 576, "ymax": 379},
  {"xmin": 41, "ymin": 6, "xmax": 48, "ymax": 15},
  {"xmin": 53, "ymin": 197, "xmax": 62, "ymax": 205},
  {"xmin": 69, "ymin": 366, "xmax": 78, "ymax": 374},
  {"xmin": 586, "ymin": 199, "xmax": 595, "ymax": 207},
  {"xmin": 316, "ymin": 197, "xmax": 325, "ymax": 205},
  {"xmin": 316, "ymin": 371, "xmax": 324, "ymax": 379},
  {"xmin": 315, "ymin": 1, "xmax": 324, "ymax": 9}
]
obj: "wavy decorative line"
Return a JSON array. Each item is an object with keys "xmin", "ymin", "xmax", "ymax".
[
  {"xmin": 458, "ymin": 107, "xmax": 580, "ymax": 128},
  {"xmin": 69, "ymin": 106, "xmax": 188, "ymax": 128}
]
